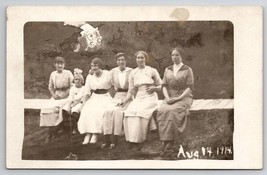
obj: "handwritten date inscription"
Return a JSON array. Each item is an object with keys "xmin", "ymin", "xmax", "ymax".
[{"xmin": 177, "ymin": 145, "xmax": 233, "ymax": 159}]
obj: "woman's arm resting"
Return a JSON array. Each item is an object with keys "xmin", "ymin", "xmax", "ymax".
[
  {"xmin": 80, "ymin": 94, "xmax": 90, "ymax": 110},
  {"xmin": 173, "ymin": 87, "xmax": 191, "ymax": 102}
]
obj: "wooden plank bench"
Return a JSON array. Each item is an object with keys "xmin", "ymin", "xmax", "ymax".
[{"xmin": 24, "ymin": 99, "xmax": 234, "ymax": 111}]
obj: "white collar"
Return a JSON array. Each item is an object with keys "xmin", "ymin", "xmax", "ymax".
[
  {"xmin": 173, "ymin": 62, "xmax": 183, "ymax": 69},
  {"xmin": 115, "ymin": 67, "xmax": 130, "ymax": 73},
  {"xmin": 173, "ymin": 63, "xmax": 183, "ymax": 76}
]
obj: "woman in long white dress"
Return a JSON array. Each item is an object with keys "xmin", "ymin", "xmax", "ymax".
[
  {"xmin": 120, "ymin": 51, "xmax": 162, "ymax": 151},
  {"xmin": 78, "ymin": 58, "xmax": 112, "ymax": 145},
  {"xmin": 102, "ymin": 53, "xmax": 132, "ymax": 149}
]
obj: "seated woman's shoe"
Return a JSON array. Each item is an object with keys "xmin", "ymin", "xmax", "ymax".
[
  {"xmin": 82, "ymin": 134, "xmax": 91, "ymax": 145},
  {"xmin": 72, "ymin": 129, "xmax": 79, "ymax": 134},
  {"xmin": 90, "ymin": 134, "xmax": 98, "ymax": 144},
  {"xmin": 109, "ymin": 143, "xmax": 116, "ymax": 149},
  {"xmin": 134, "ymin": 143, "xmax": 143, "ymax": 152},
  {"xmin": 165, "ymin": 142, "xmax": 174, "ymax": 150},
  {"xmin": 127, "ymin": 142, "xmax": 134, "ymax": 150},
  {"xmin": 160, "ymin": 141, "xmax": 174, "ymax": 156},
  {"xmin": 101, "ymin": 143, "xmax": 109, "ymax": 149}
]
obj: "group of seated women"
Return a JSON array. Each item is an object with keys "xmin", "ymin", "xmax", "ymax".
[{"xmin": 40, "ymin": 47, "xmax": 194, "ymax": 154}]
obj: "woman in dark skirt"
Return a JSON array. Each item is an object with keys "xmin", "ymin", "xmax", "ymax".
[{"xmin": 156, "ymin": 47, "xmax": 194, "ymax": 154}]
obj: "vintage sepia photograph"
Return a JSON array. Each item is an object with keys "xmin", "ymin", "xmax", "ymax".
[
  {"xmin": 23, "ymin": 21, "xmax": 234, "ymax": 161},
  {"xmin": 6, "ymin": 6, "xmax": 262, "ymax": 169}
]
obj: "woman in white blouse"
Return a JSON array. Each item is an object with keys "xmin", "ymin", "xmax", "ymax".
[
  {"xmin": 78, "ymin": 58, "xmax": 112, "ymax": 145},
  {"xmin": 102, "ymin": 53, "xmax": 132, "ymax": 149},
  {"xmin": 120, "ymin": 51, "xmax": 162, "ymax": 151}
]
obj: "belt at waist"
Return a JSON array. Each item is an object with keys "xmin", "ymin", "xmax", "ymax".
[
  {"xmin": 93, "ymin": 89, "xmax": 108, "ymax": 94},
  {"xmin": 117, "ymin": 88, "xmax": 128, "ymax": 92},
  {"xmin": 55, "ymin": 87, "xmax": 69, "ymax": 91},
  {"xmin": 138, "ymin": 84, "xmax": 151, "ymax": 91}
]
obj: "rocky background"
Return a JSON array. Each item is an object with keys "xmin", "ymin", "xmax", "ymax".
[{"xmin": 24, "ymin": 21, "xmax": 233, "ymax": 99}]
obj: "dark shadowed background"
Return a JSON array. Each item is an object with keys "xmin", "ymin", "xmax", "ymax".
[{"xmin": 24, "ymin": 21, "xmax": 233, "ymax": 99}]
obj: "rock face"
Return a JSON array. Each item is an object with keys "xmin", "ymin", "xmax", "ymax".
[{"xmin": 24, "ymin": 21, "xmax": 233, "ymax": 99}]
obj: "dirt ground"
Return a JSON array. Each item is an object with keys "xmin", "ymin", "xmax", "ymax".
[{"xmin": 22, "ymin": 109, "xmax": 233, "ymax": 160}]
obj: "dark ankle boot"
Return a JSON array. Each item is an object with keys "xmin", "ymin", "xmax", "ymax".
[{"xmin": 71, "ymin": 112, "xmax": 80, "ymax": 130}]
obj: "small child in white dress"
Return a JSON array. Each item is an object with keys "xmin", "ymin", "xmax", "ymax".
[{"xmin": 62, "ymin": 68, "xmax": 85, "ymax": 134}]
